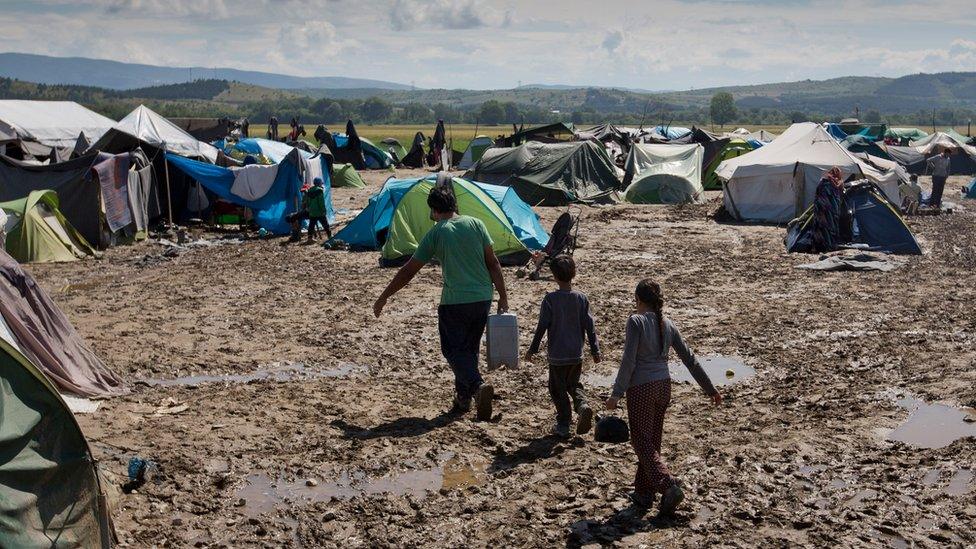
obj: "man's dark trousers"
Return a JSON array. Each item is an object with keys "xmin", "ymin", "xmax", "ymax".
[{"xmin": 438, "ymin": 300, "xmax": 491, "ymax": 401}]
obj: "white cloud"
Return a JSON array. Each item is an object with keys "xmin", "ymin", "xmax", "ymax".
[{"xmin": 390, "ymin": 0, "xmax": 511, "ymax": 31}]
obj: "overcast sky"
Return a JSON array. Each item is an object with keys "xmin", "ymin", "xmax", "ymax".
[{"xmin": 3, "ymin": 0, "xmax": 976, "ymax": 90}]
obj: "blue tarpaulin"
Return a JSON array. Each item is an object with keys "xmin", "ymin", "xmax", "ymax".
[
  {"xmin": 167, "ymin": 152, "xmax": 333, "ymax": 235},
  {"xmin": 231, "ymin": 138, "xmax": 314, "ymax": 164}
]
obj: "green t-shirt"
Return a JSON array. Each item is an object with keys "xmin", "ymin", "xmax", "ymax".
[{"xmin": 413, "ymin": 215, "xmax": 494, "ymax": 305}]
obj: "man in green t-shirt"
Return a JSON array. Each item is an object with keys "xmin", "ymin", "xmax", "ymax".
[{"xmin": 374, "ymin": 184, "xmax": 509, "ymax": 421}]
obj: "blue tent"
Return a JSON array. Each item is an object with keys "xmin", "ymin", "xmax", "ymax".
[
  {"xmin": 786, "ymin": 181, "xmax": 921, "ymax": 255},
  {"xmin": 653, "ymin": 126, "xmax": 691, "ymax": 140},
  {"xmin": 230, "ymin": 138, "xmax": 315, "ymax": 164},
  {"xmin": 333, "ymin": 135, "xmax": 392, "ymax": 169},
  {"xmin": 332, "ymin": 175, "xmax": 548, "ymax": 252},
  {"xmin": 824, "ymin": 124, "xmax": 849, "ymax": 141},
  {"xmin": 167, "ymin": 151, "xmax": 334, "ymax": 235},
  {"xmin": 964, "ymin": 178, "xmax": 976, "ymax": 199}
]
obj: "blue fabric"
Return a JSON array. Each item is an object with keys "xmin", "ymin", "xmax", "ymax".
[
  {"xmin": 476, "ymin": 181, "xmax": 550, "ymax": 250},
  {"xmin": 233, "ymin": 138, "xmax": 313, "ymax": 164},
  {"xmin": 314, "ymin": 155, "xmax": 336, "ymax": 225},
  {"xmin": 166, "ymin": 153, "xmax": 303, "ymax": 235},
  {"xmin": 747, "ymin": 139, "xmax": 764, "ymax": 149},
  {"xmin": 964, "ymin": 178, "xmax": 976, "ymax": 199},
  {"xmin": 331, "ymin": 176, "xmax": 549, "ymax": 250},
  {"xmin": 653, "ymin": 126, "xmax": 691, "ymax": 140},
  {"xmin": 825, "ymin": 124, "xmax": 848, "ymax": 141}
]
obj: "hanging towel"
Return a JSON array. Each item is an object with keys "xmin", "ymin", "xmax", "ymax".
[{"xmin": 93, "ymin": 153, "xmax": 132, "ymax": 232}]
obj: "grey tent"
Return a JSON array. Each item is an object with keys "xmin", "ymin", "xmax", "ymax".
[
  {"xmin": 0, "ymin": 249, "xmax": 126, "ymax": 397},
  {"xmin": 464, "ymin": 140, "xmax": 620, "ymax": 206}
]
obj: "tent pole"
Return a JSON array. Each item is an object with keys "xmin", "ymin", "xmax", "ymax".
[{"xmin": 163, "ymin": 146, "xmax": 174, "ymax": 226}]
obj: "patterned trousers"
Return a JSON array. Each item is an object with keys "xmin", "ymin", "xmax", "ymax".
[{"xmin": 626, "ymin": 379, "xmax": 674, "ymax": 496}]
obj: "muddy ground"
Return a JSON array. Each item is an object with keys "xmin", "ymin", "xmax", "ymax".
[{"xmin": 28, "ymin": 170, "xmax": 976, "ymax": 548}]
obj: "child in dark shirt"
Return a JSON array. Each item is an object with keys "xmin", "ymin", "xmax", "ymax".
[{"xmin": 525, "ymin": 255, "xmax": 601, "ymax": 438}]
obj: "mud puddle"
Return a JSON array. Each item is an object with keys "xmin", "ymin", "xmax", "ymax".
[
  {"xmin": 887, "ymin": 393, "xmax": 976, "ymax": 449},
  {"xmin": 584, "ymin": 355, "xmax": 755, "ymax": 389},
  {"xmin": 235, "ymin": 455, "xmax": 484, "ymax": 516},
  {"xmin": 140, "ymin": 361, "xmax": 368, "ymax": 387}
]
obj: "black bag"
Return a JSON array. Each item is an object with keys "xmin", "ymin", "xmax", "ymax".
[{"xmin": 594, "ymin": 415, "xmax": 629, "ymax": 443}]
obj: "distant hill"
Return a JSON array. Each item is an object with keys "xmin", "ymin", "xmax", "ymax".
[{"xmin": 0, "ymin": 52, "xmax": 413, "ymax": 91}]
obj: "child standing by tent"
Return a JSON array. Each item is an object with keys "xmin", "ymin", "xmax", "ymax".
[
  {"xmin": 526, "ymin": 255, "xmax": 600, "ymax": 438},
  {"xmin": 605, "ymin": 279, "xmax": 721, "ymax": 516},
  {"xmin": 304, "ymin": 178, "xmax": 331, "ymax": 242}
]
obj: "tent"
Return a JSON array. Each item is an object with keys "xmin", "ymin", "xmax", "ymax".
[
  {"xmin": 0, "ymin": 337, "xmax": 114, "ymax": 547},
  {"xmin": 92, "ymin": 105, "xmax": 219, "ymax": 163},
  {"xmin": 330, "ymin": 175, "xmax": 545, "ymax": 265},
  {"xmin": 457, "ymin": 135, "xmax": 494, "ymax": 170},
  {"xmin": 332, "ymin": 163, "xmax": 366, "ymax": 188},
  {"xmin": 166, "ymin": 149, "xmax": 333, "ymax": 234},
  {"xmin": 786, "ymin": 181, "xmax": 921, "ymax": 255},
  {"xmin": 885, "ymin": 127, "xmax": 928, "ymax": 145},
  {"xmin": 358, "ymin": 137, "xmax": 394, "ymax": 169},
  {"xmin": 622, "ymin": 143, "xmax": 705, "ymax": 204},
  {"xmin": 906, "ymin": 131, "xmax": 976, "ymax": 175},
  {"xmin": 464, "ymin": 140, "xmax": 620, "ymax": 206},
  {"xmin": 841, "ymin": 134, "xmax": 890, "ymax": 160},
  {"xmin": 717, "ymin": 122, "xmax": 901, "ymax": 223},
  {"xmin": 0, "ymin": 190, "xmax": 96, "ymax": 263},
  {"xmin": 380, "ymin": 138, "xmax": 407, "ymax": 164},
  {"xmin": 0, "ymin": 249, "xmax": 125, "ymax": 397},
  {"xmin": 652, "ymin": 125, "xmax": 692, "ymax": 140},
  {"xmin": 0, "ymin": 100, "xmax": 115, "ymax": 148},
  {"xmin": 704, "ymin": 138, "xmax": 753, "ymax": 190},
  {"xmin": 963, "ymin": 178, "xmax": 976, "ymax": 199},
  {"xmin": 498, "ymin": 122, "xmax": 576, "ymax": 147}
]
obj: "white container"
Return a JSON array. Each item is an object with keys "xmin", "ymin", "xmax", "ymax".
[{"xmin": 486, "ymin": 313, "xmax": 519, "ymax": 370}]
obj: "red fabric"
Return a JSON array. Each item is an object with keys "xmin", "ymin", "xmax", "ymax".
[{"xmin": 626, "ymin": 380, "xmax": 673, "ymax": 496}]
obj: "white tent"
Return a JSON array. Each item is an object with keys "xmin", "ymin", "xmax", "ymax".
[
  {"xmin": 716, "ymin": 122, "xmax": 900, "ymax": 222},
  {"xmin": 623, "ymin": 143, "xmax": 705, "ymax": 204},
  {"xmin": 458, "ymin": 135, "xmax": 494, "ymax": 170},
  {"xmin": 0, "ymin": 100, "xmax": 115, "ymax": 148},
  {"xmin": 92, "ymin": 105, "xmax": 219, "ymax": 163},
  {"xmin": 909, "ymin": 131, "xmax": 976, "ymax": 157}
]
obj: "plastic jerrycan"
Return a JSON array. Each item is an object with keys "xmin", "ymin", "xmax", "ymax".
[{"xmin": 486, "ymin": 312, "xmax": 519, "ymax": 370}]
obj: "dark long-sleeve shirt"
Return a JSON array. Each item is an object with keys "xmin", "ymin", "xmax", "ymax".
[
  {"xmin": 611, "ymin": 313, "xmax": 716, "ymax": 399},
  {"xmin": 527, "ymin": 289, "xmax": 600, "ymax": 366}
]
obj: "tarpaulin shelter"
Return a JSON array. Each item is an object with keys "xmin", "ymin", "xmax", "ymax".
[
  {"xmin": 716, "ymin": 123, "xmax": 901, "ymax": 223},
  {"xmin": 786, "ymin": 181, "xmax": 921, "ymax": 255},
  {"xmin": 578, "ymin": 124, "xmax": 634, "ymax": 159},
  {"xmin": 401, "ymin": 132, "xmax": 426, "ymax": 168},
  {"xmin": 498, "ymin": 122, "xmax": 576, "ymax": 147},
  {"xmin": 166, "ymin": 148, "xmax": 333, "ymax": 234},
  {"xmin": 0, "ymin": 100, "xmax": 115, "ymax": 149},
  {"xmin": 652, "ymin": 125, "xmax": 692, "ymax": 140},
  {"xmin": 908, "ymin": 131, "xmax": 976, "ymax": 175},
  {"xmin": 168, "ymin": 117, "xmax": 230, "ymax": 141},
  {"xmin": 0, "ymin": 190, "xmax": 96, "ymax": 263},
  {"xmin": 885, "ymin": 127, "xmax": 928, "ymax": 145},
  {"xmin": 332, "ymin": 163, "xmax": 366, "ymax": 188},
  {"xmin": 330, "ymin": 175, "xmax": 544, "ymax": 266},
  {"xmin": 622, "ymin": 143, "xmax": 705, "ymax": 204},
  {"xmin": 0, "ymin": 249, "xmax": 126, "ymax": 397},
  {"xmin": 841, "ymin": 134, "xmax": 890, "ymax": 160},
  {"xmin": 0, "ymin": 337, "xmax": 113, "ymax": 548},
  {"xmin": 0, "ymin": 153, "xmax": 103, "ymax": 246},
  {"xmin": 457, "ymin": 135, "xmax": 494, "ymax": 170},
  {"xmin": 464, "ymin": 140, "xmax": 620, "ymax": 206}
]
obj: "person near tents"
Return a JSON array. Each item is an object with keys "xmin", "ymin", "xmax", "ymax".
[
  {"xmin": 305, "ymin": 177, "xmax": 332, "ymax": 242},
  {"xmin": 373, "ymin": 184, "xmax": 509, "ymax": 421},
  {"xmin": 525, "ymin": 254, "xmax": 600, "ymax": 438},
  {"xmin": 811, "ymin": 167, "xmax": 845, "ymax": 253},
  {"xmin": 605, "ymin": 279, "xmax": 722, "ymax": 516},
  {"xmin": 926, "ymin": 148, "xmax": 951, "ymax": 208},
  {"xmin": 269, "ymin": 116, "xmax": 279, "ymax": 141},
  {"xmin": 241, "ymin": 117, "xmax": 250, "ymax": 138}
]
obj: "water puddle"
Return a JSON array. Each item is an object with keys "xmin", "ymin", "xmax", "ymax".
[
  {"xmin": 945, "ymin": 469, "xmax": 973, "ymax": 496},
  {"xmin": 140, "ymin": 361, "xmax": 368, "ymax": 387},
  {"xmin": 669, "ymin": 356, "xmax": 755, "ymax": 387},
  {"xmin": 584, "ymin": 356, "xmax": 756, "ymax": 389},
  {"xmin": 887, "ymin": 393, "xmax": 976, "ymax": 449},
  {"xmin": 235, "ymin": 456, "xmax": 484, "ymax": 515}
]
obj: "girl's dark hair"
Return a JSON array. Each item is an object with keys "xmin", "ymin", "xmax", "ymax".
[{"xmin": 636, "ymin": 279, "xmax": 666, "ymax": 345}]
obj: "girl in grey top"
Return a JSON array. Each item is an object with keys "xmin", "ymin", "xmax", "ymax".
[{"xmin": 605, "ymin": 279, "xmax": 722, "ymax": 516}]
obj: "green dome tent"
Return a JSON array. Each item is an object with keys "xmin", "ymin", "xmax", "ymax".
[
  {"xmin": 622, "ymin": 143, "xmax": 705, "ymax": 204},
  {"xmin": 0, "ymin": 337, "xmax": 114, "ymax": 547},
  {"xmin": 380, "ymin": 138, "xmax": 408, "ymax": 164},
  {"xmin": 332, "ymin": 163, "xmax": 366, "ymax": 188},
  {"xmin": 331, "ymin": 175, "xmax": 534, "ymax": 266},
  {"xmin": 457, "ymin": 135, "xmax": 494, "ymax": 170},
  {"xmin": 0, "ymin": 190, "xmax": 96, "ymax": 263}
]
